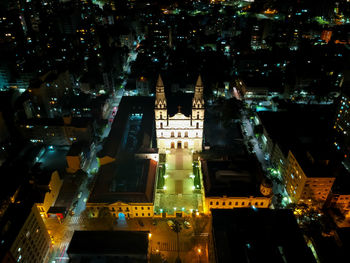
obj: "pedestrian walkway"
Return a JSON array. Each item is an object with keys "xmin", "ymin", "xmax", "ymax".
[{"xmin": 157, "ymin": 149, "xmax": 204, "ymax": 214}]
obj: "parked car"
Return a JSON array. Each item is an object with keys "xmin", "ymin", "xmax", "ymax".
[
  {"xmin": 184, "ymin": 220, "xmax": 191, "ymax": 229},
  {"xmin": 167, "ymin": 220, "xmax": 175, "ymax": 229}
]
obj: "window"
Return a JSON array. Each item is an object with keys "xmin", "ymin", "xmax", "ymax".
[
  {"xmin": 248, "ymin": 202, "xmax": 251, "ymax": 206},
  {"xmin": 185, "ymin": 132, "xmax": 188, "ymax": 137},
  {"xmin": 142, "ymin": 213, "xmax": 144, "ymax": 216},
  {"xmin": 171, "ymin": 132, "xmax": 174, "ymax": 137},
  {"xmin": 255, "ymin": 202, "xmax": 258, "ymax": 206},
  {"xmin": 260, "ymin": 202, "xmax": 264, "ymax": 206},
  {"xmin": 148, "ymin": 207, "xmax": 150, "ymax": 210},
  {"xmin": 178, "ymin": 132, "xmax": 181, "ymax": 137},
  {"xmin": 235, "ymin": 202, "xmax": 238, "ymax": 205},
  {"xmin": 242, "ymin": 202, "xmax": 245, "ymax": 205},
  {"xmin": 141, "ymin": 207, "xmax": 144, "ymax": 210},
  {"xmin": 136, "ymin": 213, "xmax": 138, "ymax": 216},
  {"xmin": 222, "ymin": 202, "xmax": 226, "ymax": 205},
  {"xmin": 196, "ymin": 123, "xmax": 199, "ymax": 129},
  {"xmin": 148, "ymin": 213, "xmax": 151, "ymax": 216},
  {"xmin": 160, "ymin": 123, "xmax": 163, "ymax": 128},
  {"xmin": 197, "ymin": 112, "xmax": 199, "ymax": 119},
  {"xmin": 210, "ymin": 201, "xmax": 213, "ymax": 205},
  {"xmin": 160, "ymin": 112, "xmax": 162, "ymax": 119},
  {"xmin": 111, "ymin": 207, "xmax": 115, "ymax": 211},
  {"xmin": 135, "ymin": 207, "xmax": 137, "ymax": 210},
  {"xmin": 216, "ymin": 202, "xmax": 219, "ymax": 205},
  {"xmin": 229, "ymin": 202, "xmax": 232, "ymax": 205}
]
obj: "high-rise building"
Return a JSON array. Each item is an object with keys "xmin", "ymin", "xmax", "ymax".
[{"xmin": 0, "ymin": 204, "xmax": 51, "ymax": 263}]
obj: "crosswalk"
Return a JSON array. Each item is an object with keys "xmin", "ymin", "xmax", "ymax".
[
  {"xmin": 157, "ymin": 240, "xmax": 178, "ymax": 251},
  {"xmin": 70, "ymin": 216, "xmax": 83, "ymax": 225}
]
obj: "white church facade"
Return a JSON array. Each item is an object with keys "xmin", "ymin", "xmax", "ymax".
[{"xmin": 155, "ymin": 75, "xmax": 205, "ymax": 153}]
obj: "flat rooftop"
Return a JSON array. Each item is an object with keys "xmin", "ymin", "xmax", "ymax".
[
  {"xmin": 202, "ymin": 156, "xmax": 264, "ymax": 197},
  {"xmin": 67, "ymin": 231, "xmax": 149, "ymax": 256},
  {"xmin": 88, "ymin": 157, "xmax": 157, "ymax": 203},
  {"xmin": 212, "ymin": 209, "xmax": 316, "ymax": 263},
  {"xmin": 258, "ymin": 105, "xmax": 342, "ymax": 177}
]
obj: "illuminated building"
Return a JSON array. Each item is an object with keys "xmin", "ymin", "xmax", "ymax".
[
  {"xmin": 257, "ymin": 108, "xmax": 338, "ymax": 206},
  {"xmin": 18, "ymin": 116, "xmax": 93, "ymax": 146},
  {"xmin": 284, "ymin": 151, "xmax": 335, "ymax": 205},
  {"xmin": 0, "ymin": 204, "xmax": 51, "ymax": 263},
  {"xmin": 334, "ymin": 91, "xmax": 350, "ymax": 162},
  {"xmin": 155, "ymin": 75, "xmax": 204, "ymax": 153},
  {"xmin": 35, "ymin": 170, "xmax": 63, "ymax": 217},
  {"xmin": 87, "ymin": 157, "xmax": 157, "ymax": 219},
  {"xmin": 25, "ymin": 71, "xmax": 74, "ymax": 119},
  {"xmin": 202, "ymin": 158, "xmax": 271, "ymax": 213},
  {"xmin": 88, "ymin": 96, "xmax": 157, "ymax": 219}
]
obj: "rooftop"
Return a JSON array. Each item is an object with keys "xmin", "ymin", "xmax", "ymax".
[
  {"xmin": 88, "ymin": 157, "xmax": 157, "ymax": 204},
  {"xmin": 202, "ymin": 156, "xmax": 264, "ymax": 197},
  {"xmin": 67, "ymin": 230, "xmax": 149, "ymax": 257},
  {"xmin": 212, "ymin": 209, "xmax": 316, "ymax": 263},
  {"xmin": 258, "ymin": 105, "xmax": 341, "ymax": 177}
]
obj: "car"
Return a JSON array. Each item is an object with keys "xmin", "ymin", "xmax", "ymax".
[
  {"xmin": 183, "ymin": 220, "xmax": 191, "ymax": 229},
  {"xmin": 167, "ymin": 220, "xmax": 175, "ymax": 229}
]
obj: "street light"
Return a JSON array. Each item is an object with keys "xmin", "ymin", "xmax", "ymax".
[{"xmin": 197, "ymin": 248, "xmax": 201, "ymax": 263}]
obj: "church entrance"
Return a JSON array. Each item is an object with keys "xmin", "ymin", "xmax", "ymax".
[
  {"xmin": 171, "ymin": 142, "xmax": 175, "ymax": 149},
  {"xmin": 177, "ymin": 141, "xmax": 182, "ymax": 149}
]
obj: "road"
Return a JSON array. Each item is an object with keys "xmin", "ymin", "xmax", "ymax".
[{"xmin": 240, "ymin": 108, "xmax": 290, "ymax": 208}]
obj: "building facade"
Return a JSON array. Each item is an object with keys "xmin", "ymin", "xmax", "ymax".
[
  {"xmin": 36, "ymin": 171, "xmax": 63, "ymax": 217},
  {"xmin": 0, "ymin": 204, "xmax": 51, "ymax": 263},
  {"xmin": 284, "ymin": 151, "xmax": 335, "ymax": 205},
  {"xmin": 155, "ymin": 75, "xmax": 204, "ymax": 153}
]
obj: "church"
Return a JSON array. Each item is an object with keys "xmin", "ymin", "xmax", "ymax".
[{"xmin": 155, "ymin": 75, "xmax": 205, "ymax": 153}]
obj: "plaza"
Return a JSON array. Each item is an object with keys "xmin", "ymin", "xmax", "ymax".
[{"xmin": 155, "ymin": 148, "xmax": 204, "ymax": 215}]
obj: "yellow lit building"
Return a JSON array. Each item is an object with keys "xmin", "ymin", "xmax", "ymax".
[
  {"xmin": 257, "ymin": 109, "xmax": 337, "ymax": 207},
  {"xmin": 86, "ymin": 158, "xmax": 157, "ymax": 219},
  {"xmin": 36, "ymin": 170, "xmax": 63, "ymax": 217},
  {"xmin": 202, "ymin": 159, "xmax": 272, "ymax": 213},
  {"xmin": 284, "ymin": 151, "xmax": 335, "ymax": 206}
]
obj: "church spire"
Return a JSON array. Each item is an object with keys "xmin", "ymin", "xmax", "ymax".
[
  {"xmin": 156, "ymin": 74, "xmax": 164, "ymax": 89},
  {"xmin": 193, "ymin": 75, "xmax": 204, "ymax": 108},
  {"xmin": 195, "ymin": 75, "xmax": 203, "ymax": 88},
  {"xmin": 155, "ymin": 74, "xmax": 167, "ymax": 108}
]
